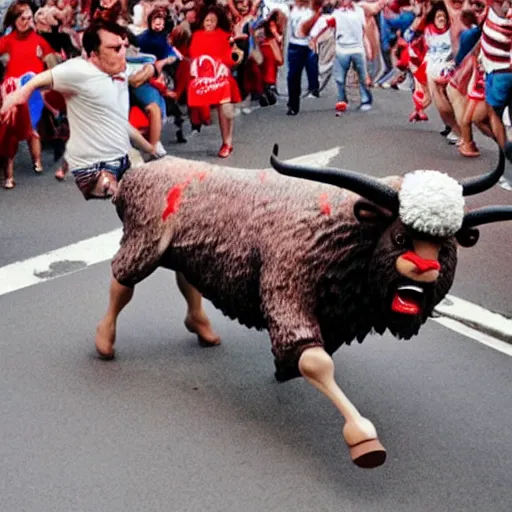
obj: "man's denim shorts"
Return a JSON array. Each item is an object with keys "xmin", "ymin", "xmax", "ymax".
[
  {"xmin": 132, "ymin": 82, "xmax": 167, "ymax": 118},
  {"xmin": 485, "ymin": 71, "xmax": 512, "ymax": 109}
]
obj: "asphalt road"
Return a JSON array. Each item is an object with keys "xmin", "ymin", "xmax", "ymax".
[{"xmin": 1, "ymin": 85, "xmax": 511, "ymax": 511}]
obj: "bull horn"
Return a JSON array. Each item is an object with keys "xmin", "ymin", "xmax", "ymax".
[
  {"xmin": 462, "ymin": 205, "xmax": 512, "ymax": 228},
  {"xmin": 461, "ymin": 149, "xmax": 505, "ymax": 196},
  {"xmin": 270, "ymin": 144, "xmax": 399, "ymax": 212}
]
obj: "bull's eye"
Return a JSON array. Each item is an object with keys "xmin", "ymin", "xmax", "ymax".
[{"xmin": 394, "ymin": 233, "xmax": 408, "ymax": 246}]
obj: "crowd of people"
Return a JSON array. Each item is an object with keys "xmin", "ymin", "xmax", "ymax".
[{"xmin": 0, "ymin": 0, "xmax": 511, "ymax": 192}]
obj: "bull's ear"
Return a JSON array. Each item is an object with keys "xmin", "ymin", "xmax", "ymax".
[
  {"xmin": 455, "ymin": 227, "xmax": 480, "ymax": 247},
  {"xmin": 354, "ymin": 200, "xmax": 394, "ymax": 225}
]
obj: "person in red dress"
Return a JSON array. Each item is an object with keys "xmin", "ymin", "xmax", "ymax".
[
  {"xmin": 188, "ymin": 4, "xmax": 242, "ymax": 158},
  {"xmin": 0, "ymin": 0, "xmax": 56, "ymax": 189},
  {"xmin": 258, "ymin": 10, "xmax": 284, "ymax": 106}
]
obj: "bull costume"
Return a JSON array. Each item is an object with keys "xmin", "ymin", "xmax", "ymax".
[{"xmin": 95, "ymin": 142, "xmax": 512, "ymax": 469}]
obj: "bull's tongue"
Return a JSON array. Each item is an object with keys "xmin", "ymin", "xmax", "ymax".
[{"xmin": 392, "ymin": 293, "xmax": 420, "ymax": 315}]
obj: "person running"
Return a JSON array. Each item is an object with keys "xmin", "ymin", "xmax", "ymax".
[
  {"xmin": 0, "ymin": 18, "xmax": 220, "ymax": 359},
  {"xmin": 285, "ymin": 0, "xmax": 321, "ymax": 116},
  {"xmin": 480, "ymin": 0, "xmax": 512, "ymax": 162},
  {"xmin": 1, "ymin": 19, "xmax": 160, "ymax": 198},
  {"xmin": 0, "ymin": 0, "xmax": 57, "ymax": 189},
  {"xmin": 308, "ymin": 0, "xmax": 373, "ymax": 114}
]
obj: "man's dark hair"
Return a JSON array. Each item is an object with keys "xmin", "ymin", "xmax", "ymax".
[{"xmin": 82, "ymin": 20, "xmax": 127, "ymax": 57}]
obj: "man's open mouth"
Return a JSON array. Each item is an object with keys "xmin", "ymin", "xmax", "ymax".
[{"xmin": 391, "ymin": 285, "xmax": 424, "ymax": 315}]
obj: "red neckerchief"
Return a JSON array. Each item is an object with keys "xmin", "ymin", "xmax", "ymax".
[{"xmin": 426, "ymin": 23, "xmax": 450, "ymax": 35}]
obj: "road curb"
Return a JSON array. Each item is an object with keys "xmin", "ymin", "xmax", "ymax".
[{"xmin": 434, "ymin": 294, "xmax": 512, "ymax": 343}]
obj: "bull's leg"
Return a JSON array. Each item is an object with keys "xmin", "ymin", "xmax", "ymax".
[
  {"xmin": 95, "ymin": 233, "xmax": 161, "ymax": 359},
  {"xmin": 95, "ymin": 279, "xmax": 134, "ymax": 359},
  {"xmin": 299, "ymin": 346, "xmax": 386, "ymax": 469},
  {"xmin": 176, "ymin": 272, "xmax": 220, "ymax": 346}
]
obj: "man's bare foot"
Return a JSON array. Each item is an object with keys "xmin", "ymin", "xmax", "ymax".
[
  {"xmin": 184, "ymin": 313, "xmax": 221, "ymax": 346},
  {"xmin": 55, "ymin": 167, "xmax": 67, "ymax": 181},
  {"xmin": 95, "ymin": 318, "xmax": 116, "ymax": 359}
]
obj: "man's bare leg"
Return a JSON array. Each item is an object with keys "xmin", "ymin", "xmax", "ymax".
[
  {"xmin": 95, "ymin": 278, "xmax": 134, "ymax": 359},
  {"xmin": 176, "ymin": 272, "xmax": 220, "ymax": 346},
  {"xmin": 28, "ymin": 133, "xmax": 43, "ymax": 172},
  {"xmin": 299, "ymin": 346, "xmax": 386, "ymax": 468}
]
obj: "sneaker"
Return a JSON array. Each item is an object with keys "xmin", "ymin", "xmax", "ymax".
[
  {"xmin": 446, "ymin": 131, "xmax": 459, "ymax": 145},
  {"xmin": 359, "ymin": 103, "xmax": 372, "ymax": 112},
  {"xmin": 286, "ymin": 108, "xmax": 298, "ymax": 116},
  {"xmin": 440, "ymin": 125, "xmax": 451, "ymax": 136},
  {"xmin": 499, "ymin": 176, "xmax": 512, "ymax": 191},
  {"xmin": 176, "ymin": 129, "xmax": 187, "ymax": 144},
  {"xmin": 241, "ymin": 107, "xmax": 252, "ymax": 115},
  {"xmin": 155, "ymin": 141, "xmax": 167, "ymax": 157},
  {"xmin": 335, "ymin": 101, "xmax": 347, "ymax": 112}
]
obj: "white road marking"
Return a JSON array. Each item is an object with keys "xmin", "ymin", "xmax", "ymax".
[
  {"xmin": 434, "ymin": 295, "xmax": 512, "ymax": 342},
  {"xmin": 0, "ymin": 229, "xmax": 122, "ymax": 297},
  {"xmin": 1, "ymin": 144, "xmax": 511, "ymax": 356},
  {"xmin": 434, "ymin": 317, "xmax": 512, "ymax": 357}
]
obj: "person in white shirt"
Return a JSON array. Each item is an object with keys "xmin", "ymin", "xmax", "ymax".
[
  {"xmin": 0, "ymin": 19, "xmax": 221, "ymax": 360},
  {"xmin": 0, "ymin": 19, "xmax": 160, "ymax": 199},
  {"xmin": 285, "ymin": 0, "xmax": 321, "ymax": 115},
  {"xmin": 308, "ymin": 0, "xmax": 373, "ymax": 113}
]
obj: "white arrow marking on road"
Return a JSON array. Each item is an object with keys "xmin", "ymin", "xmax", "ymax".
[
  {"xmin": 285, "ymin": 146, "xmax": 342, "ymax": 166},
  {"xmin": 1, "ymin": 145, "xmax": 511, "ymax": 356}
]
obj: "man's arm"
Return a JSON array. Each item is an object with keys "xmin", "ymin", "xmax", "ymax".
[
  {"xmin": 301, "ymin": 0, "xmax": 325, "ymax": 37},
  {"xmin": 0, "ymin": 69, "xmax": 54, "ymax": 121},
  {"xmin": 128, "ymin": 123, "xmax": 158, "ymax": 155},
  {"xmin": 128, "ymin": 64, "xmax": 156, "ymax": 88},
  {"xmin": 360, "ymin": 0, "xmax": 386, "ymax": 17}
]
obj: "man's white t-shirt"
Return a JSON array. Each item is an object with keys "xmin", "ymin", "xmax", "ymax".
[
  {"xmin": 288, "ymin": 6, "xmax": 314, "ymax": 46},
  {"xmin": 51, "ymin": 57, "xmax": 138, "ymax": 171},
  {"xmin": 312, "ymin": 5, "xmax": 366, "ymax": 54}
]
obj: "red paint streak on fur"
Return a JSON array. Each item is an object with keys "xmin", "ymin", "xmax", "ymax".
[
  {"xmin": 162, "ymin": 185, "xmax": 185, "ymax": 220},
  {"xmin": 319, "ymin": 193, "xmax": 331, "ymax": 215},
  {"xmin": 162, "ymin": 173, "xmax": 207, "ymax": 221},
  {"xmin": 259, "ymin": 171, "xmax": 267, "ymax": 183}
]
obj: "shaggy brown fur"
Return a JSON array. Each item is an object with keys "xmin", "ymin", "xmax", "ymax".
[{"xmin": 112, "ymin": 156, "xmax": 458, "ymax": 381}]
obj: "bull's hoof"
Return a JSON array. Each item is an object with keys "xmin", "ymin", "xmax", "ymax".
[{"xmin": 349, "ymin": 439, "xmax": 386, "ymax": 468}]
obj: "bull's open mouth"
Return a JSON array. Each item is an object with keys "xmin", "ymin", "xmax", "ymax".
[{"xmin": 391, "ymin": 285, "xmax": 424, "ymax": 315}]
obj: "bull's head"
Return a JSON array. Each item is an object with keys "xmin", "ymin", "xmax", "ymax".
[{"xmin": 270, "ymin": 145, "xmax": 512, "ymax": 339}]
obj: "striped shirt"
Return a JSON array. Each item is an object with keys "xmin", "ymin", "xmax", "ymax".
[{"xmin": 480, "ymin": 7, "xmax": 512, "ymax": 73}]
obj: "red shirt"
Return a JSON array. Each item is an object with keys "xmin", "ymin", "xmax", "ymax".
[
  {"xmin": 189, "ymin": 29, "xmax": 236, "ymax": 68},
  {"xmin": 0, "ymin": 30, "xmax": 54, "ymax": 80}
]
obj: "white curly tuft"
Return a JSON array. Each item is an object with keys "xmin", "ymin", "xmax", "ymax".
[{"xmin": 399, "ymin": 170, "xmax": 464, "ymax": 237}]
